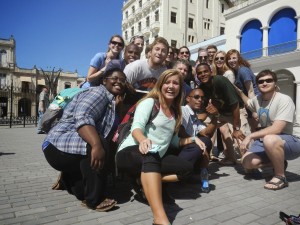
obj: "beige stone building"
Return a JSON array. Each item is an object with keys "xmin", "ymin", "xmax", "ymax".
[{"xmin": 0, "ymin": 36, "xmax": 83, "ymax": 120}]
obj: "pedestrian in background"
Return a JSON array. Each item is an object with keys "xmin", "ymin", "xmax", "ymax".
[{"xmin": 37, "ymin": 86, "xmax": 49, "ymax": 134}]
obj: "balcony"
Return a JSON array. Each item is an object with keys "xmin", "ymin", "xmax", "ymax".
[
  {"xmin": 150, "ymin": 21, "xmax": 160, "ymax": 33},
  {"xmin": 241, "ymin": 39, "xmax": 299, "ymax": 60}
]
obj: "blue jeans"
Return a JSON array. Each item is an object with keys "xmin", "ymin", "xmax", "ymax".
[{"xmin": 37, "ymin": 111, "xmax": 44, "ymax": 133}]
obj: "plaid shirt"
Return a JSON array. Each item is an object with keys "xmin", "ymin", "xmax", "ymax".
[{"xmin": 44, "ymin": 85, "xmax": 116, "ymax": 155}]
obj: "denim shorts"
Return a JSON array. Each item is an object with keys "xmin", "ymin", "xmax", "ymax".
[{"xmin": 249, "ymin": 134, "xmax": 300, "ymax": 163}]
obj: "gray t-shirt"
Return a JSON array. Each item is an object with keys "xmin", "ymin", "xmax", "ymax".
[
  {"xmin": 124, "ymin": 59, "xmax": 166, "ymax": 91},
  {"xmin": 247, "ymin": 92, "xmax": 294, "ymax": 135}
]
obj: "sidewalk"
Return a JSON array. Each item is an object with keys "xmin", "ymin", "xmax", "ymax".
[{"xmin": 0, "ymin": 127, "xmax": 300, "ymax": 225}]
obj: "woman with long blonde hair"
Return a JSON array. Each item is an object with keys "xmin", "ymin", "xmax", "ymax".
[{"xmin": 117, "ymin": 69, "xmax": 199, "ymax": 225}]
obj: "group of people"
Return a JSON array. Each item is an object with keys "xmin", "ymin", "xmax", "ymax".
[{"xmin": 41, "ymin": 34, "xmax": 300, "ymax": 225}]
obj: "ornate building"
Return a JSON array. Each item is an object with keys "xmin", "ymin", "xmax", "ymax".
[{"xmin": 0, "ymin": 36, "xmax": 83, "ymax": 121}]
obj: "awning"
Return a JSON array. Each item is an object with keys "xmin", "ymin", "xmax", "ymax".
[
  {"xmin": 37, "ymin": 79, "xmax": 45, "ymax": 85},
  {"xmin": 20, "ymin": 77, "xmax": 32, "ymax": 82}
]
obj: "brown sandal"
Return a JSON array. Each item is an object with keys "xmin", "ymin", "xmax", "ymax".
[
  {"xmin": 51, "ymin": 173, "xmax": 65, "ymax": 190},
  {"xmin": 81, "ymin": 199, "xmax": 117, "ymax": 212},
  {"xmin": 264, "ymin": 175, "xmax": 288, "ymax": 191}
]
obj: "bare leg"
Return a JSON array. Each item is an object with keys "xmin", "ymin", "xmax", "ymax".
[
  {"xmin": 141, "ymin": 172, "xmax": 169, "ymax": 225},
  {"xmin": 220, "ymin": 124, "xmax": 236, "ymax": 162},
  {"xmin": 262, "ymin": 135, "xmax": 286, "ymax": 189}
]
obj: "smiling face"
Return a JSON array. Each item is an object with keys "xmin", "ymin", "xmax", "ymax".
[
  {"xmin": 196, "ymin": 64, "xmax": 212, "ymax": 84},
  {"xmin": 257, "ymin": 74, "xmax": 276, "ymax": 94},
  {"xmin": 109, "ymin": 37, "xmax": 124, "ymax": 55},
  {"xmin": 207, "ymin": 47, "xmax": 217, "ymax": 62},
  {"xmin": 103, "ymin": 71, "xmax": 126, "ymax": 96},
  {"xmin": 161, "ymin": 74, "xmax": 181, "ymax": 104},
  {"xmin": 133, "ymin": 37, "xmax": 144, "ymax": 53},
  {"xmin": 214, "ymin": 52, "xmax": 225, "ymax": 69},
  {"xmin": 227, "ymin": 52, "xmax": 239, "ymax": 70},
  {"xmin": 124, "ymin": 44, "xmax": 141, "ymax": 64},
  {"xmin": 149, "ymin": 43, "xmax": 168, "ymax": 66},
  {"xmin": 178, "ymin": 47, "xmax": 190, "ymax": 60},
  {"xmin": 174, "ymin": 62, "xmax": 188, "ymax": 79},
  {"xmin": 186, "ymin": 89, "xmax": 205, "ymax": 111}
]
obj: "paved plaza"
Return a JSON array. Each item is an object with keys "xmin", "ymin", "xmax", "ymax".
[{"xmin": 0, "ymin": 126, "xmax": 300, "ymax": 225}]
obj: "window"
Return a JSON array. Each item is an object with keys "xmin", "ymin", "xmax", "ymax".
[
  {"xmin": 125, "ymin": 11, "xmax": 128, "ymax": 18},
  {"xmin": 132, "ymin": 6, "xmax": 135, "ymax": 14},
  {"xmin": 188, "ymin": 18, "xmax": 194, "ymax": 29},
  {"xmin": 146, "ymin": 16, "xmax": 150, "ymax": 27},
  {"xmin": 206, "ymin": 0, "xmax": 209, "ymax": 8},
  {"xmin": 64, "ymin": 82, "xmax": 71, "ymax": 89},
  {"xmin": 21, "ymin": 81, "xmax": 30, "ymax": 93},
  {"xmin": 0, "ymin": 49, "xmax": 7, "ymax": 67},
  {"xmin": 221, "ymin": 3, "xmax": 225, "ymax": 13},
  {"xmin": 131, "ymin": 26, "xmax": 134, "ymax": 36},
  {"xmin": 188, "ymin": 35, "xmax": 194, "ymax": 43},
  {"xmin": 139, "ymin": 0, "xmax": 142, "ymax": 7},
  {"xmin": 125, "ymin": 31, "xmax": 128, "ymax": 40},
  {"xmin": 171, "ymin": 40, "xmax": 177, "ymax": 48},
  {"xmin": 0, "ymin": 73, "xmax": 6, "ymax": 87},
  {"xmin": 155, "ymin": 10, "xmax": 159, "ymax": 21},
  {"xmin": 171, "ymin": 12, "xmax": 176, "ymax": 23},
  {"xmin": 190, "ymin": 0, "xmax": 193, "ymax": 2},
  {"xmin": 138, "ymin": 22, "xmax": 142, "ymax": 32},
  {"xmin": 220, "ymin": 27, "xmax": 225, "ymax": 35}
]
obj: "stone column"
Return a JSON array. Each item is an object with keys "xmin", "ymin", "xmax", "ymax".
[
  {"xmin": 261, "ymin": 26, "xmax": 269, "ymax": 56},
  {"xmin": 236, "ymin": 34, "xmax": 241, "ymax": 51},
  {"xmin": 294, "ymin": 81, "xmax": 300, "ymax": 122},
  {"xmin": 296, "ymin": 15, "xmax": 300, "ymax": 50}
]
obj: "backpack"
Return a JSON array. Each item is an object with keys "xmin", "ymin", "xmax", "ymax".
[
  {"xmin": 280, "ymin": 211, "xmax": 300, "ymax": 225},
  {"xmin": 41, "ymin": 87, "xmax": 86, "ymax": 133},
  {"xmin": 112, "ymin": 99, "xmax": 160, "ymax": 146}
]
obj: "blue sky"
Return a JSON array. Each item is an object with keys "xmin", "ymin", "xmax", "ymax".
[{"xmin": 0, "ymin": 0, "xmax": 124, "ymax": 77}]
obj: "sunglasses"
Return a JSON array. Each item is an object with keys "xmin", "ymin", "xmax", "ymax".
[
  {"xmin": 189, "ymin": 95, "xmax": 205, "ymax": 100},
  {"xmin": 198, "ymin": 56, "xmax": 208, "ymax": 59},
  {"xmin": 110, "ymin": 41, "xmax": 124, "ymax": 47},
  {"xmin": 106, "ymin": 76, "xmax": 126, "ymax": 84},
  {"xmin": 257, "ymin": 78, "xmax": 274, "ymax": 85},
  {"xmin": 215, "ymin": 57, "xmax": 225, "ymax": 61},
  {"xmin": 180, "ymin": 51, "xmax": 189, "ymax": 55}
]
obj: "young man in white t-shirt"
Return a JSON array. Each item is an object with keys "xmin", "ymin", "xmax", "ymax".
[{"xmin": 237, "ymin": 69, "xmax": 300, "ymax": 190}]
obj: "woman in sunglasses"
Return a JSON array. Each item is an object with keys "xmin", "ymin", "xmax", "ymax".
[
  {"xmin": 212, "ymin": 50, "xmax": 235, "ymax": 83},
  {"xmin": 81, "ymin": 35, "xmax": 125, "ymax": 88},
  {"xmin": 177, "ymin": 46, "xmax": 195, "ymax": 87}
]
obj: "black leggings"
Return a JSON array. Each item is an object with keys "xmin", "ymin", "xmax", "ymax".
[
  {"xmin": 116, "ymin": 145, "xmax": 193, "ymax": 181},
  {"xmin": 43, "ymin": 137, "xmax": 109, "ymax": 209}
]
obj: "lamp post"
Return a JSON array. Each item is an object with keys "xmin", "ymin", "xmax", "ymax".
[{"xmin": 9, "ymin": 63, "xmax": 15, "ymax": 128}]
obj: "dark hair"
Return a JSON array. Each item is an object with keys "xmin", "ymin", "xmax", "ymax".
[
  {"xmin": 255, "ymin": 69, "xmax": 277, "ymax": 84},
  {"xmin": 103, "ymin": 68, "xmax": 125, "ymax": 80},
  {"xmin": 108, "ymin": 35, "xmax": 125, "ymax": 59},
  {"xmin": 172, "ymin": 58, "xmax": 190, "ymax": 69},
  {"xmin": 179, "ymin": 46, "xmax": 190, "ymax": 55},
  {"xmin": 206, "ymin": 45, "xmax": 217, "ymax": 51},
  {"xmin": 195, "ymin": 62, "xmax": 211, "ymax": 71},
  {"xmin": 130, "ymin": 35, "xmax": 144, "ymax": 43}
]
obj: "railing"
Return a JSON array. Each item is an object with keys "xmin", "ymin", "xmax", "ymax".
[{"xmin": 241, "ymin": 40, "xmax": 299, "ymax": 60}]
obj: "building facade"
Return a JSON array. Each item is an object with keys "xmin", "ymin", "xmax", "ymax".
[
  {"xmin": 0, "ymin": 36, "xmax": 83, "ymax": 120},
  {"xmin": 224, "ymin": 0, "xmax": 300, "ymax": 120},
  {"xmin": 122, "ymin": 0, "xmax": 232, "ymax": 54}
]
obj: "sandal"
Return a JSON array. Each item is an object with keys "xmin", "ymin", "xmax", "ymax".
[
  {"xmin": 210, "ymin": 155, "xmax": 219, "ymax": 162},
  {"xmin": 81, "ymin": 199, "xmax": 117, "ymax": 212},
  {"xmin": 264, "ymin": 175, "xmax": 289, "ymax": 190}
]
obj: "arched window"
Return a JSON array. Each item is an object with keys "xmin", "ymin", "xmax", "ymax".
[
  {"xmin": 268, "ymin": 8, "xmax": 297, "ymax": 55},
  {"xmin": 240, "ymin": 19, "xmax": 263, "ymax": 60}
]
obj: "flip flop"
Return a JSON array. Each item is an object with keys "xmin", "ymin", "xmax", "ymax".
[{"xmin": 81, "ymin": 199, "xmax": 117, "ymax": 212}]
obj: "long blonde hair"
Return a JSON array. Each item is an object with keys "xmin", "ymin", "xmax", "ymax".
[
  {"xmin": 138, "ymin": 69, "xmax": 183, "ymax": 133},
  {"xmin": 211, "ymin": 50, "xmax": 232, "ymax": 75}
]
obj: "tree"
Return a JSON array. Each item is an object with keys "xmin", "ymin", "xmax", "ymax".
[{"xmin": 38, "ymin": 67, "xmax": 62, "ymax": 100}]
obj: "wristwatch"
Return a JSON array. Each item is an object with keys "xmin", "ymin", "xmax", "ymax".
[
  {"xmin": 191, "ymin": 136, "xmax": 196, "ymax": 143},
  {"xmin": 234, "ymin": 127, "xmax": 240, "ymax": 131}
]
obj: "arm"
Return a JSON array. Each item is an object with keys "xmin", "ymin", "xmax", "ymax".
[
  {"xmin": 86, "ymin": 66, "xmax": 106, "ymax": 83},
  {"xmin": 78, "ymin": 125, "xmax": 105, "ymax": 171},
  {"xmin": 244, "ymin": 80, "xmax": 255, "ymax": 98},
  {"xmin": 231, "ymin": 102, "xmax": 245, "ymax": 141},
  {"xmin": 234, "ymin": 85, "xmax": 250, "ymax": 106},
  {"xmin": 198, "ymin": 117, "xmax": 217, "ymax": 138}
]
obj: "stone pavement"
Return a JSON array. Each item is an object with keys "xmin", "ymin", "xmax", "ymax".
[{"xmin": 0, "ymin": 126, "xmax": 300, "ymax": 225}]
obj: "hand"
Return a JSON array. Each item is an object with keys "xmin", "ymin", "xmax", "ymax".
[
  {"xmin": 239, "ymin": 135, "xmax": 252, "ymax": 155},
  {"xmin": 90, "ymin": 146, "xmax": 106, "ymax": 171},
  {"xmin": 139, "ymin": 138, "xmax": 152, "ymax": 154},
  {"xmin": 115, "ymin": 95, "xmax": 125, "ymax": 105},
  {"xmin": 195, "ymin": 137, "xmax": 206, "ymax": 152},
  {"xmin": 105, "ymin": 57, "xmax": 112, "ymax": 66},
  {"xmin": 205, "ymin": 99, "xmax": 219, "ymax": 116},
  {"xmin": 232, "ymin": 130, "xmax": 245, "ymax": 142}
]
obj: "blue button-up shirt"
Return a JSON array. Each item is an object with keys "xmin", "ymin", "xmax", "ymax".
[{"xmin": 44, "ymin": 85, "xmax": 116, "ymax": 155}]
